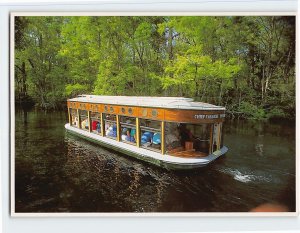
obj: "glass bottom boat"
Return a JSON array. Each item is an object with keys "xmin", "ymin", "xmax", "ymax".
[{"xmin": 65, "ymin": 95, "xmax": 228, "ymax": 170}]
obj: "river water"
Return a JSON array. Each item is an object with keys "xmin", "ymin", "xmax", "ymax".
[{"xmin": 15, "ymin": 108, "xmax": 296, "ymax": 212}]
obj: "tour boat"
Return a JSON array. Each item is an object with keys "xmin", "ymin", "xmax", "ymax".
[{"xmin": 65, "ymin": 95, "xmax": 228, "ymax": 170}]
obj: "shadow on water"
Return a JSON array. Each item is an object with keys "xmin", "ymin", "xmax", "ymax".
[{"xmin": 14, "ymin": 108, "xmax": 296, "ymax": 212}]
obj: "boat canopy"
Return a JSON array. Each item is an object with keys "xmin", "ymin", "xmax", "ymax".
[{"xmin": 69, "ymin": 95, "xmax": 225, "ymax": 111}]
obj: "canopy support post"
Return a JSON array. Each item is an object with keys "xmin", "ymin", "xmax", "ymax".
[
  {"xmin": 136, "ymin": 118, "xmax": 140, "ymax": 147},
  {"xmin": 161, "ymin": 121, "xmax": 165, "ymax": 155},
  {"xmin": 77, "ymin": 109, "xmax": 81, "ymax": 129},
  {"xmin": 116, "ymin": 115, "xmax": 120, "ymax": 141},
  {"xmin": 100, "ymin": 112, "xmax": 104, "ymax": 137},
  {"xmin": 209, "ymin": 124, "xmax": 213, "ymax": 154},
  {"xmin": 68, "ymin": 107, "xmax": 71, "ymax": 126},
  {"xmin": 88, "ymin": 111, "xmax": 91, "ymax": 133}
]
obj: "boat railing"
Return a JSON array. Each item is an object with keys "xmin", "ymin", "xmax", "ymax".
[
  {"xmin": 120, "ymin": 122, "xmax": 135, "ymax": 128},
  {"xmin": 104, "ymin": 119, "xmax": 116, "ymax": 124},
  {"xmin": 140, "ymin": 126, "xmax": 161, "ymax": 133},
  {"xmin": 195, "ymin": 138, "xmax": 210, "ymax": 142}
]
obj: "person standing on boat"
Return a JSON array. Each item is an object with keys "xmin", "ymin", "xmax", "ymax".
[{"xmin": 178, "ymin": 124, "xmax": 194, "ymax": 147}]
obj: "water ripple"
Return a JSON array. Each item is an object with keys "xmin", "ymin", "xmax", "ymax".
[{"xmin": 219, "ymin": 168, "xmax": 272, "ymax": 183}]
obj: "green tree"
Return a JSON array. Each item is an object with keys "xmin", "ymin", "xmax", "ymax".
[{"xmin": 14, "ymin": 16, "xmax": 295, "ymax": 120}]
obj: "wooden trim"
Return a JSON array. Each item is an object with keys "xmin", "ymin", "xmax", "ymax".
[
  {"xmin": 68, "ymin": 107, "xmax": 71, "ymax": 126},
  {"xmin": 161, "ymin": 121, "xmax": 165, "ymax": 155},
  {"xmin": 88, "ymin": 111, "xmax": 91, "ymax": 133},
  {"xmin": 164, "ymin": 109, "xmax": 225, "ymax": 124},
  {"xmin": 136, "ymin": 118, "xmax": 140, "ymax": 147},
  {"xmin": 209, "ymin": 124, "xmax": 213, "ymax": 154},
  {"xmin": 172, "ymin": 149, "xmax": 195, "ymax": 155},
  {"xmin": 68, "ymin": 101, "xmax": 225, "ymax": 124},
  {"xmin": 116, "ymin": 115, "xmax": 120, "ymax": 142},
  {"xmin": 100, "ymin": 112, "xmax": 104, "ymax": 137}
]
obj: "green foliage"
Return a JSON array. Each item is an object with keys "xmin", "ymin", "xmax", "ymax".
[
  {"xmin": 238, "ymin": 101, "xmax": 266, "ymax": 120},
  {"xmin": 266, "ymin": 108, "xmax": 286, "ymax": 119},
  {"xmin": 65, "ymin": 84, "xmax": 89, "ymax": 97},
  {"xmin": 15, "ymin": 16, "xmax": 295, "ymax": 120}
]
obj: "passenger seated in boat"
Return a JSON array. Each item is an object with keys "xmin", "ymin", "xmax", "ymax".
[
  {"xmin": 92, "ymin": 121, "xmax": 99, "ymax": 130},
  {"xmin": 121, "ymin": 120, "xmax": 132, "ymax": 142},
  {"xmin": 106, "ymin": 124, "xmax": 117, "ymax": 137},
  {"xmin": 153, "ymin": 133, "xmax": 161, "ymax": 144},
  {"xmin": 121, "ymin": 129, "xmax": 130, "ymax": 141},
  {"xmin": 141, "ymin": 131, "xmax": 154, "ymax": 146},
  {"xmin": 81, "ymin": 118, "xmax": 89, "ymax": 129},
  {"xmin": 130, "ymin": 128, "xmax": 136, "ymax": 143},
  {"xmin": 178, "ymin": 123, "xmax": 194, "ymax": 147},
  {"xmin": 96, "ymin": 122, "xmax": 101, "ymax": 133},
  {"xmin": 151, "ymin": 132, "xmax": 161, "ymax": 149},
  {"xmin": 72, "ymin": 116, "xmax": 78, "ymax": 126},
  {"xmin": 105, "ymin": 121, "xmax": 110, "ymax": 132}
]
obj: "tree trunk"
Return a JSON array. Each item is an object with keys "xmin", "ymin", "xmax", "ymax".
[
  {"xmin": 261, "ymin": 65, "xmax": 265, "ymax": 102},
  {"xmin": 218, "ymin": 79, "xmax": 223, "ymax": 106},
  {"xmin": 167, "ymin": 27, "xmax": 173, "ymax": 60},
  {"xmin": 15, "ymin": 62, "xmax": 28, "ymax": 102}
]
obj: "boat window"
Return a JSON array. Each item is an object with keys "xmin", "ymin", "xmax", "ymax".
[
  {"xmin": 104, "ymin": 105, "xmax": 108, "ymax": 112},
  {"xmin": 164, "ymin": 122, "xmax": 182, "ymax": 153},
  {"xmin": 79, "ymin": 110, "xmax": 89, "ymax": 131},
  {"xmin": 182, "ymin": 123, "xmax": 211, "ymax": 153},
  {"xmin": 120, "ymin": 116, "xmax": 136, "ymax": 145},
  {"xmin": 151, "ymin": 109, "xmax": 158, "ymax": 117},
  {"xmin": 121, "ymin": 107, "xmax": 126, "ymax": 114},
  {"xmin": 90, "ymin": 112, "xmax": 101, "ymax": 135},
  {"xmin": 103, "ymin": 113, "xmax": 117, "ymax": 139},
  {"xmin": 166, "ymin": 123, "xmax": 212, "ymax": 157},
  {"xmin": 140, "ymin": 119, "xmax": 161, "ymax": 152},
  {"xmin": 70, "ymin": 108, "xmax": 78, "ymax": 128}
]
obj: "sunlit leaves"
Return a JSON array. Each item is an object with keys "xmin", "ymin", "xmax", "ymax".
[{"xmin": 15, "ymin": 16, "xmax": 295, "ymax": 119}]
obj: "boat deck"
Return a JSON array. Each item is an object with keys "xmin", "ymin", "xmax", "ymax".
[{"xmin": 170, "ymin": 150, "xmax": 208, "ymax": 158}]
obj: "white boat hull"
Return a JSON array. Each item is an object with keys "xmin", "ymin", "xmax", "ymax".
[{"xmin": 65, "ymin": 123, "xmax": 228, "ymax": 170}]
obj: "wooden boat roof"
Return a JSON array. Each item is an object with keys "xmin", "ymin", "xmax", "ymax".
[{"xmin": 69, "ymin": 95, "xmax": 225, "ymax": 111}]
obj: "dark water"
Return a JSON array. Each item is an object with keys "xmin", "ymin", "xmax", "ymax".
[{"xmin": 15, "ymin": 108, "xmax": 296, "ymax": 212}]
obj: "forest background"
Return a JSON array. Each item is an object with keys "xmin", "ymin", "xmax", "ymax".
[{"xmin": 15, "ymin": 16, "xmax": 295, "ymax": 120}]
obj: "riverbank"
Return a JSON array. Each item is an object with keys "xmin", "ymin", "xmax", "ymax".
[{"xmin": 16, "ymin": 98, "xmax": 295, "ymax": 123}]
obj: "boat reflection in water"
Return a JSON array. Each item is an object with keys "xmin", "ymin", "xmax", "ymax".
[{"xmin": 64, "ymin": 134, "xmax": 226, "ymax": 212}]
